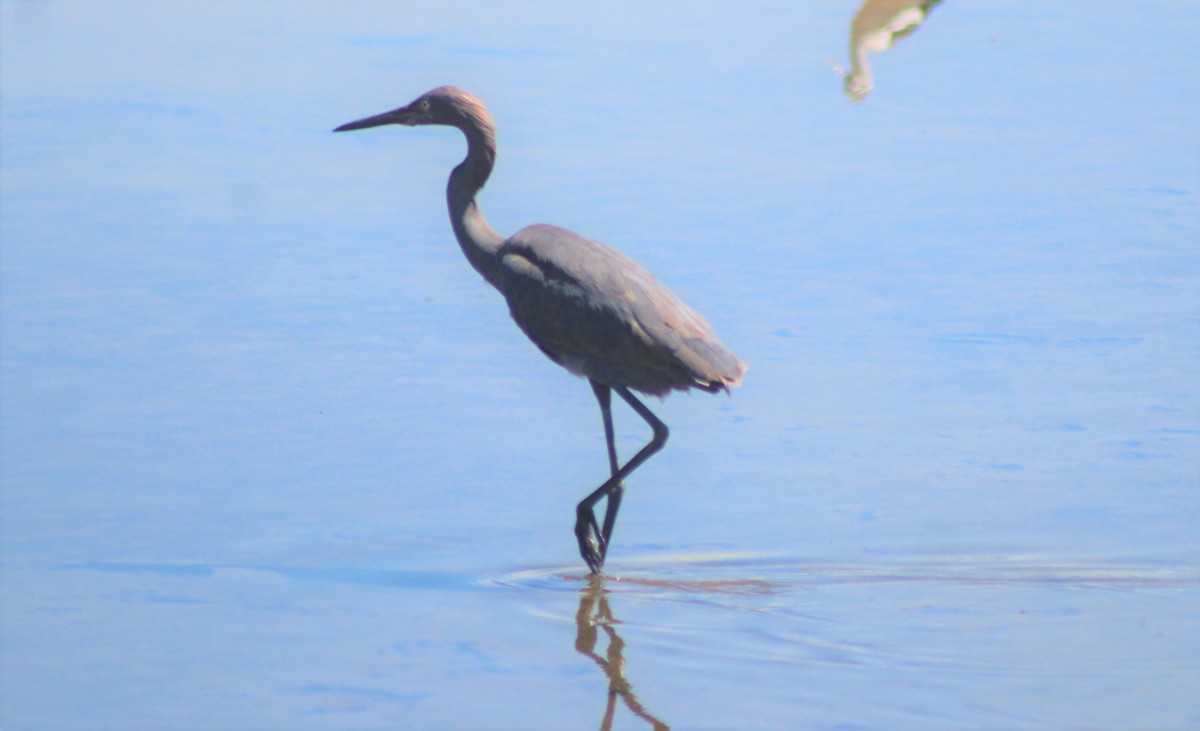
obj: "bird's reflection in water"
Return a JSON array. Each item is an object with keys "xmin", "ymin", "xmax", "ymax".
[
  {"xmin": 837, "ymin": 0, "xmax": 943, "ymax": 101},
  {"xmin": 574, "ymin": 576, "xmax": 670, "ymax": 731}
]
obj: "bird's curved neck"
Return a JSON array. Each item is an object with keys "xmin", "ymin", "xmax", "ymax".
[{"xmin": 448, "ymin": 125, "xmax": 505, "ymax": 289}]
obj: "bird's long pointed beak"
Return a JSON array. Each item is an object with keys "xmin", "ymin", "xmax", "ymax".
[{"xmin": 333, "ymin": 106, "xmax": 410, "ymax": 133}]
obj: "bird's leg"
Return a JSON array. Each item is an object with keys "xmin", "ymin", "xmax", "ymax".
[
  {"xmin": 575, "ymin": 384, "xmax": 669, "ymax": 574},
  {"xmin": 610, "ymin": 385, "xmax": 669, "ymax": 486},
  {"xmin": 593, "ymin": 382, "xmax": 625, "ymax": 556},
  {"xmin": 576, "ymin": 381, "xmax": 614, "ymax": 571}
]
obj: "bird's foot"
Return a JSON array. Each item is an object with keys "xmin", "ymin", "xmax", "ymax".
[{"xmin": 574, "ymin": 508, "xmax": 605, "ymax": 574}]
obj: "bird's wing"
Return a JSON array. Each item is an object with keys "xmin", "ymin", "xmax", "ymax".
[{"xmin": 497, "ymin": 224, "xmax": 743, "ymax": 390}]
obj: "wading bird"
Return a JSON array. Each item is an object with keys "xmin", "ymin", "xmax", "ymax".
[{"xmin": 334, "ymin": 87, "xmax": 745, "ymax": 573}]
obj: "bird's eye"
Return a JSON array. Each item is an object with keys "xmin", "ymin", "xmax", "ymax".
[{"xmin": 418, "ymin": 99, "xmax": 431, "ymax": 113}]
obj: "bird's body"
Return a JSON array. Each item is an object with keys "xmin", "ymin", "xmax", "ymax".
[
  {"xmin": 499, "ymin": 223, "xmax": 743, "ymax": 396},
  {"xmin": 335, "ymin": 86, "xmax": 744, "ymax": 572}
]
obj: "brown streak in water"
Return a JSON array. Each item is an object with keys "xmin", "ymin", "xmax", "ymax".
[{"xmin": 575, "ymin": 576, "xmax": 671, "ymax": 730}]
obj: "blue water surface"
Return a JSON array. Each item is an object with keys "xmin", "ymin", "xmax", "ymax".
[{"xmin": 3, "ymin": 1, "xmax": 1198, "ymax": 729}]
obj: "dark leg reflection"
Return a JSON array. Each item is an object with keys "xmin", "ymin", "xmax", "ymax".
[{"xmin": 575, "ymin": 575, "xmax": 669, "ymax": 731}]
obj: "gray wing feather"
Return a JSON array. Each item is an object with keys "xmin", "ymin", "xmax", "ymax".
[{"xmin": 496, "ymin": 224, "xmax": 744, "ymax": 393}]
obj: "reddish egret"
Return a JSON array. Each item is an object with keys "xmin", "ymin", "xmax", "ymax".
[{"xmin": 334, "ymin": 86, "xmax": 745, "ymax": 573}]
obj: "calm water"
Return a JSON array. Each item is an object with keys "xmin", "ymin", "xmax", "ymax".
[{"xmin": 3, "ymin": 1, "xmax": 1198, "ymax": 729}]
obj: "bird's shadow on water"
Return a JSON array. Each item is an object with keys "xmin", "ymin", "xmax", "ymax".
[
  {"xmin": 553, "ymin": 565, "xmax": 793, "ymax": 731},
  {"xmin": 574, "ymin": 575, "xmax": 671, "ymax": 731}
]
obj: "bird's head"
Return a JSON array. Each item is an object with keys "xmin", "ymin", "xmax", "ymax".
[{"xmin": 334, "ymin": 86, "xmax": 495, "ymax": 136}]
